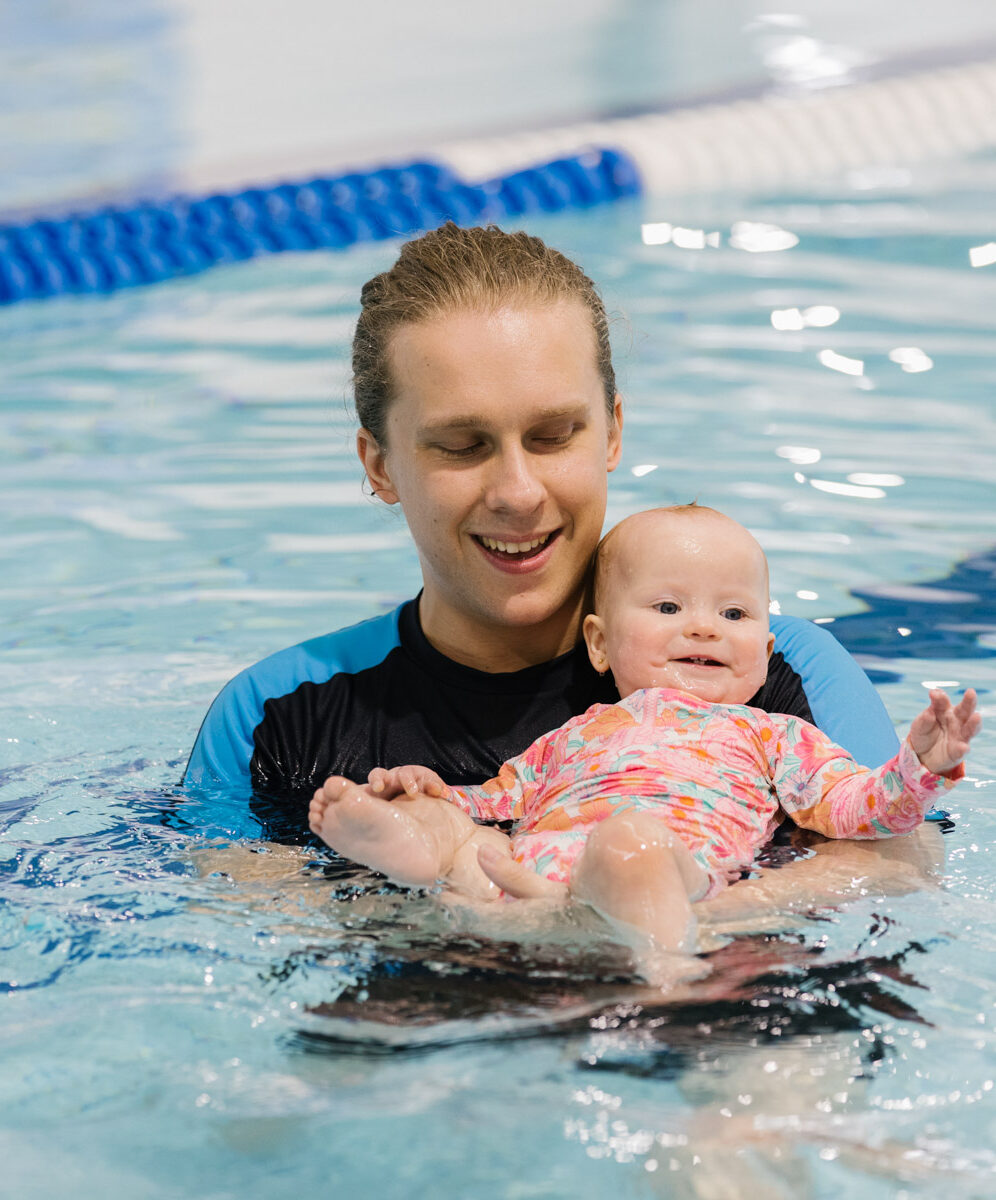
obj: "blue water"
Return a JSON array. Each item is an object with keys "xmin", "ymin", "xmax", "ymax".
[{"xmin": 3, "ymin": 108, "xmax": 996, "ymax": 1200}]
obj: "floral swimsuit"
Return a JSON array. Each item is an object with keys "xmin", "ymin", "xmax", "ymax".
[{"xmin": 449, "ymin": 688, "xmax": 955, "ymax": 896}]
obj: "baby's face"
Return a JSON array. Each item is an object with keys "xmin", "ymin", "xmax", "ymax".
[{"xmin": 584, "ymin": 510, "xmax": 775, "ymax": 705}]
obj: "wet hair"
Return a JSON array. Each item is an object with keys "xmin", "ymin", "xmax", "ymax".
[
  {"xmin": 352, "ymin": 222, "xmax": 617, "ymax": 445},
  {"xmin": 591, "ymin": 504, "xmax": 769, "ymax": 613}
]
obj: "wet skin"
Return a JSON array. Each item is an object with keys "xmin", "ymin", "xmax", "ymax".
[
  {"xmin": 358, "ymin": 300, "xmax": 622, "ymax": 673},
  {"xmin": 583, "ymin": 509, "xmax": 775, "ymax": 703}
]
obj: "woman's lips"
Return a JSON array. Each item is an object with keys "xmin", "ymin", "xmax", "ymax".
[{"xmin": 473, "ymin": 530, "xmax": 561, "ymax": 573}]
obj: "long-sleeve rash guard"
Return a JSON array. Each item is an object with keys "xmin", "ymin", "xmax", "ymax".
[{"xmin": 183, "ymin": 598, "xmax": 898, "ymax": 842}]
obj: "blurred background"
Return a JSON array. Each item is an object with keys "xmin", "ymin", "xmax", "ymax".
[{"xmin": 5, "ymin": 0, "xmax": 996, "ymax": 218}]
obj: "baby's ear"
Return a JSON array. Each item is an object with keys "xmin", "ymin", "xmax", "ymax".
[
  {"xmin": 766, "ymin": 632, "xmax": 776, "ymax": 659},
  {"xmin": 583, "ymin": 614, "xmax": 609, "ymax": 674}
]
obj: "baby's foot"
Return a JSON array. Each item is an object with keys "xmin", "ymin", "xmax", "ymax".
[
  {"xmin": 310, "ymin": 777, "xmax": 449, "ymax": 887},
  {"xmin": 308, "ymin": 776, "xmax": 347, "ymax": 835}
]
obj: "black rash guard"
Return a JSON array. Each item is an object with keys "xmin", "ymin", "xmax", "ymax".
[{"xmin": 182, "ymin": 597, "xmax": 904, "ymax": 844}]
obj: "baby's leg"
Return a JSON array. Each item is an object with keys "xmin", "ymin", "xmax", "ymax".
[
  {"xmin": 309, "ymin": 777, "xmax": 503, "ymax": 899},
  {"xmin": 571, "ymin": 811, "xmax": 710, "ymax": 965}
]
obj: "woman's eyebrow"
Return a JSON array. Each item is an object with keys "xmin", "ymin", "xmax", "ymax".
[{"xmin": 417, "ymin": 416, "xmax": 489, "ymax": 437}]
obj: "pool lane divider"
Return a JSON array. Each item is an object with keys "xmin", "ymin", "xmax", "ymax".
[
  {"xmin": 440, "ymin": 55, "xmax": 996, "ymax": 197},
  {"xmin": 6, "ymin": 53, "xmax": 996, "ymax": 307},
  {"xmin": 0, "ymin": 150, "xmax": 641, "ymax": 306}
]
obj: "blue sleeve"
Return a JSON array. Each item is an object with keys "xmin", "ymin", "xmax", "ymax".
[
  {"xmin": 182, "ymin": 672, "xmax": 262, "ymax": 796},
  {"xmin": 770, "ymin": 614, "xmax": 900, "ymax": 768},
  {"xmin": 182, "ymin": 606, "xmax": 404, "ymax": 794}
]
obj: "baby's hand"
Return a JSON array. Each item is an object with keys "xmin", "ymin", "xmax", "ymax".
[
  {"xmin": 367, "ymin": 763, "xmax": 450, "ymax": 800},
  {"xmin": 908, "ymin": 688, "xmax": 981, "ymax": 776}
]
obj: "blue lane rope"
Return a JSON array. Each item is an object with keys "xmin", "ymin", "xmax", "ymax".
[{"xmin": 0, "ymin": 149, "xmax": 641, "ymax": 305}]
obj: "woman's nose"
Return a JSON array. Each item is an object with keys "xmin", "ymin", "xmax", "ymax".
[{"xmin": 483, "ymin": 446, "xmax": 546, "ymax": 513}]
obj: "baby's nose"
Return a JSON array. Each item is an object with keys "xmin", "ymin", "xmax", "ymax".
[{"xmin": 684, "ymin": 611, "xmax": 719, "ymax": 637}]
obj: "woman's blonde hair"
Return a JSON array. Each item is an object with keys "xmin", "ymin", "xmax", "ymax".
[{"xmin": 352, "ymin": 222, "xmax": 617, "ymax": 444}]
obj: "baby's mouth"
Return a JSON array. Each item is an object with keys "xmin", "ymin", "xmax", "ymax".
[
  {"xmin": 474, "ymin": 531, "xmax": 557, "ymax": 561},
  {"xmin": 676, "ymin": 656, "xmax": 725, "ymax": 668}
]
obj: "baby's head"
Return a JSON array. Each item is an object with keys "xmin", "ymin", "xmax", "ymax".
[{"xmin": 583, "ymin": 505, "xmax": 775, "ymax": 704}]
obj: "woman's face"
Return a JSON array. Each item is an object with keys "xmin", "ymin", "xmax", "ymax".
[{"xmin": 358, "ymin": 300, "xmax": 622, "ymax": 671}]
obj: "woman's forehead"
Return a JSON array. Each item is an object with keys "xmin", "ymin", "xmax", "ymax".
[
  {"xmin": 388, "ymin": 300, "xmax": 597, "ymax": 364},
  {"xmin": 384, "ymin": 302, "xmax": 605, "ymax": 419}
]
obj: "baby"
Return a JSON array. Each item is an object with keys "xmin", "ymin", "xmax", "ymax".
[{"xmin": 309, "ymin": 506, "xmax": 979, "ymax": 961}]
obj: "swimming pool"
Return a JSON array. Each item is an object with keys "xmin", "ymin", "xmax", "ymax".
[
  {"xmin": 3, "ymin": 25, "xmax": 996, "ymax": 1200},
  {"xmin": 3, "ymin": 158, "xmax": 994, "ymax": 1195}
]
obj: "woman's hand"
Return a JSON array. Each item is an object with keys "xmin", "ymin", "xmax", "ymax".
[
  {"xmin": 476, "ymin": 842, "xmax": 569, "ymax": 900},
  {"xmin": 909, "ymin": 688, "xmax": 981, "ymax": 776}
]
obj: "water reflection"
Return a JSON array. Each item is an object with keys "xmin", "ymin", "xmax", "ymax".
[
  {"xmin": 833, "ymin": 544, "xmax": 996, "ymax": 663},
  {"xmin": 889, "ymin": 346, "xmax": 933, "ymax": 372},
  {"xmin": 968, "ymin": 242, "xmax": 996, "ymax": 267},
  {"xmin": 747, "ymin": 13, "xmax": 868, "ymax": 92},
  {"xmin": 729, "ymin": 221, "xmax": 799, "ymax": 252},
  {"xmin": 817, "ymin": 347, "xmax": 864, "ymax": 376},
  {"xmin": 295, "ymin": 931, "xmax": 934, "ymax": 1057},
  {"xmin": 771, "ymin": 304, "xmax": 840, "ymax": 329},
  {"xmin": 640, "ymin": 222, "xmax": 721, "ymax": 249}
]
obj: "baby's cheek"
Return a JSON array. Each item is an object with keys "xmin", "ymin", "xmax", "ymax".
[{"xmin": 616, "ymin": 642, "xmax": 662, "ymax": 692}]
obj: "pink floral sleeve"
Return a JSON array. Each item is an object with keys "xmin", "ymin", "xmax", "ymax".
[
  {"xmin": 447, "ymin": 724, "xmax": 561, "ymax": 823},
  {"xmin": 767, "ymin": 715, "xmax": 956, "ymax": 838}
]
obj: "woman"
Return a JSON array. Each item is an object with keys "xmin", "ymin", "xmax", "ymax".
[{"xmin": 184, "ymin": 222, "xmax": 898, "ymax": 841}]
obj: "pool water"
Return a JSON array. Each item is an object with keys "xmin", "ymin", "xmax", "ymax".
[{"xmin": 2, "ymin": 156, "xmax": 995, "ymax": 1196}]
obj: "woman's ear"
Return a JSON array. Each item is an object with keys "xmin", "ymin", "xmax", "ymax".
[
  {"xmin": 606, "ymin": 394, "xmax": 624, "ymax": 473},
  {"xmin": 357, "ymin": 429, "xmax": 399, "ymax": 505},
  {"xmin": 583, "ymin": 613, "xmax": 610, "ymax": 674}
]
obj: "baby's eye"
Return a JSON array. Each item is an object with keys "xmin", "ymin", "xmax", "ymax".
[
  {"xmin": 656, "ymin": 601, "xmax": 680, "ymax": 615},
  {"xmin": 722, "ymin": 607, "xmax": 747, "ymax": 621}
]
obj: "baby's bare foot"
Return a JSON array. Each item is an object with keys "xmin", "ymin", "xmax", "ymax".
[
  {"xmin": 308, "ymin": 776, "xmax": 350, "ymax": 836},
  {"xmin": 313, "ymin": 782, "xmax": 455, "ymax": 887}
]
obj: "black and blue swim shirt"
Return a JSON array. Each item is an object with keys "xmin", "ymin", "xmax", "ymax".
[{"xmin": 184, "ymin": 597, "xmax": 899, "ymax": 843}]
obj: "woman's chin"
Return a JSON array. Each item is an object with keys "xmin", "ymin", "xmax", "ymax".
[{"xmin": 493, "ymin": 589, "xmax": 579, "ymax": 633}]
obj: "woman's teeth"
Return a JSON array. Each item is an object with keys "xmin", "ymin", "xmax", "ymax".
[{"xmin": 479, "ymin": 534, "xmax": 550, "ymax": 554}]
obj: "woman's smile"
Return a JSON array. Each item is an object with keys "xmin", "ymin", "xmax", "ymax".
[
  {"xmin": 360, "ymin": 301, "xmax": 622, "ymax": 671},
  {"xmin": 472, "ymin": 529, "xmax": 561, "ymax": 571}
]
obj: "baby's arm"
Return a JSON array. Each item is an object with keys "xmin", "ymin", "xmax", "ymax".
[{"xmin": 773, "ymin": 689, "xmax": 980, "ymax": 839}]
